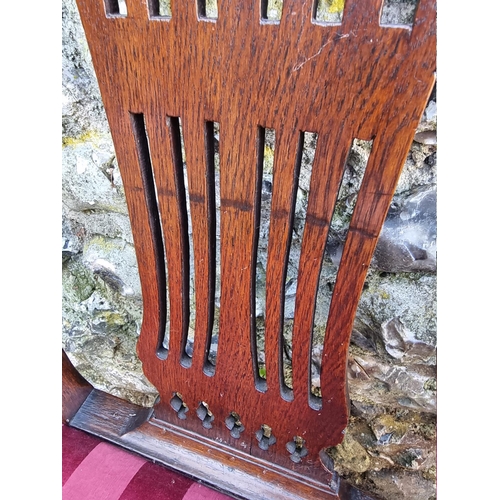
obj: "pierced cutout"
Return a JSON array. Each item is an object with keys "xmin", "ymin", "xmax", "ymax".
[
  {"xmin": 255, "ymin": 424, "xmax": 276, "ymax": 450},
  {"xmin": 204, "ymin": 121, "xmax": 220, "ymax": 375},
  {"xmin": 380, "ymin": 0, "xmax": 419, "ymax": 27},
  {"xmin": 225, "ymin": 411, "xmax": 245, "ymax": 439},
  {"xmin": 104, "ymin": 0, "xmax": 127, "ymax": 16},
  {"xmin": 314, "ymin": 0, "xmax": 344, "ymax": 24},
  {"xmin": 261, "ymin": 0, "xmax": 283, "ymax": 22},
  {"xmin": 197, "ymin": 0, "xmax": 218, "ymax": 20},
  {"xmin": 253, "ymin": 127, "xmax": 276, "ymax": 387},
  {"xmin": 148, "ymin": 0, "xmax": 172, "ymax": 18},
  {"xmin": 310, "ymin": 139, "xmax": 372, "ymax": 400},
  {"xmin": 196, "ymin": 402, "xmax": 215, "ymax": 429},
  {"xmin": 286, "ymin": 436, "xmax": 309, "ymax": 463},
  {"xmin": 250, "ymin": 127, "xmax": 268, "ymax": 393},
  {"xmin": 170, "ymin": 392, "xmax": 189, "ymax": 419}
]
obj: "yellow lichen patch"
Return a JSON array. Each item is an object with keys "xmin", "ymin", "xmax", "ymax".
[
  {"xmin": 263, "ymin": 145, "xmax": 275, "ymax": 173},
  {"xmin": 328, "ymin": 0, "xmax": 345, "ymax": 14},
  {"xmin": 62, "ymin": 129, "xmax": 100, "ymax": 148},
  {"xmin": 84, "ymin": 235, "xmax": 121, "ymax": 253}
]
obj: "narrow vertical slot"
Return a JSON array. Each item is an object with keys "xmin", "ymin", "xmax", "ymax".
[
  {"xmin": 212, "ymin": 122, "xmax": 222, "ymax": 368},
  {"xmin": 254, "ymin": 127, "xmax": 276, "ymax": 387},
  {"xmin": 261, "ymin": 0, "xmax": 283, "ymax": 22},
  {"xmin": 252, "ymin": 127, "xmax": 267, "ymax": 392},
  {"xmin": 380, "ymin": 0, "xmax": 419, "ymax": 27},
  {"xmin": 203, "ymin": 121, "xmax": 219, "ymax": 376},
  {"xmin": 314, "ymin": 0, "xmax": 344, "ymax": 24},
  {"xmin": 104, "ymin": 0, "xmax": 127, "ymax": 16},
  {"xmin": 283, "ymin": 131, "xmax": 317, "ymax": 392},
  {"xmin": 129, "ymin": 113, "xmax": 168, "ymax": 360},
  {"xmin": 167, "ymin": 117, "xmax": 192, "ymax": 367},
  {"xmin": 310, "ymin": 138, "xmax": 373, "ymax": 399},
  {"xmin": 179, "ymin": 119, "xmax": 196, "ymax": 365},
  {"xmin": 197, "ymin": 0, "xmax": 218, "ymax": 20},
  {"xmin": 148, "ymin": 0, "xmax": 172, "ymax": 17}
]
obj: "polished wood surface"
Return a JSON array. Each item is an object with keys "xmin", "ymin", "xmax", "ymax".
[
  {"xmin": 72, "ymin": 0, "xmax": 436, "ymax": 495},
  {"xmin": 62, "ymin": 349, "xmax": 93, "ymax": 424}
]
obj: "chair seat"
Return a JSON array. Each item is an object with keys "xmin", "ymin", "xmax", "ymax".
[{"xmin": 62, "ymin": 425, "xmax": 235, "ymax": 500}]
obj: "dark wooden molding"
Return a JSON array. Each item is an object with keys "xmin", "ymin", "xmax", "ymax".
[{"xmin": 62, "ymin": 349, "xmax": 93, "ymax": 424}]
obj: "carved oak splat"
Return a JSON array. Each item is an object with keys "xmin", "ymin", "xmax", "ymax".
[{"xmin": 68, "ymin": 1, "xmax": 436, "ymax": 498}]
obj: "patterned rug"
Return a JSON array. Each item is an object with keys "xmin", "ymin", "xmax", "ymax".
[{"xmin": 62, "ymin": 425, "xmax": 235, "ymax": 500}]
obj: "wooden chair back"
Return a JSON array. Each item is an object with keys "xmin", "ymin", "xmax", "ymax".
[{"xmin": 69, "ymin": 1, "xmax": 436, "ymax": 498}]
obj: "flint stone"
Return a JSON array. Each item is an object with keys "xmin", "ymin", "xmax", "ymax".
[
  {"xmin": 414, "ymin": 131, "xmax": 437, "ymax": 146},
  {"xmin": 353, "ymin": 272, "xmax": 436, "ymax": 355},
  {"xmin": 63, "ymin": 257, "xmax": 154, "ymax": 406},
  {"xmin": 62, "ymin": 0, "xmax": 108, "ymax": 137},
  {"xmin": 365, "ymin": 469, "xmax": 436, "ymax": 500},
  {"xmin": 347, "ymin": 355, "xmax": 436, "ymax": 413},
  {"xmin": 82, "ymin": 235, "xmax": 141, "ymax": 298},
  {"xmin": 62, "ymin": 216, "xmax": 83, "ymax": 262},
  {"xmin": 62, "ymin": 133, "xmax": 128, "ymax": 214},
  {"xmin": 372, "ymin": 186, "xmax": 436, "ymax": 273},
  {"xmin": 369, "ymin": 414, "xmax": 410, "ymax": 444},
  {"xmin": 380, "ymin": 318, "xmax": 436, "ymax": 361}
]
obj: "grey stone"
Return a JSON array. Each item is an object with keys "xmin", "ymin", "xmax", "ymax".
[
  {"xmin": 62, "ymin": 216, "xmax": 83, "ymax": 262},
  {"xmin": 380, "ymin": 0, "xmax": 419, "ymax": 26},
  {"xmin": 353, "ymin": 272, "xmax": 437, "ymax": 352},
  {"xmin": 62, "ymin": 257, "xmax": 154, "ymax": 406},
  {"xmin": 414, "ymin": 131, "xmax": 437, "ymax": 146},
  {"xmin": 62, "ymin": 135, "xmax": 127, "ymax": 214},
  {"xmin": 372, "ymin": 186, "xmax": 436, "ymax": 273},
  {"xmin": 62, "ymin": 0, "xmax": 108, "ymax": 138},
  {"xmin": 348, "ymin": 355, "xmax": 436, "ymax": 413},
  {"xmin": 424, "ymin": 100, "xmax": 437, "ymax": 128},
  {"xmin": 366, "ymin": 469, "xmax": 436, "ymax": 500},
  {"xmin": 82, "ymin": 235, "xmax": 141, "ymax": 298},
  {"xmin": 379, "ymin": 318, "xmax": 436, "ymax": 362}
]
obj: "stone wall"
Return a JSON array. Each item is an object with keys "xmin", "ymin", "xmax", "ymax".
[{"xmin": 62, "ymin": 1, "xmax": 436, "ymax": 498}]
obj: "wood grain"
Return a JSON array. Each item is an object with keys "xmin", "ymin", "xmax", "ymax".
[
  {"xmin": 62, "ymin": 349, "xmax": 93, "ymax": 424},
  {"xmin": 73, "ymin": 0, "xmax": 436, "ymax": 494}
]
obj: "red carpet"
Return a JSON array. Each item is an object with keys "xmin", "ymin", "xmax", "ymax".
[{"xmin": 62, "ymin": 425, "xmax": 234, "ymax": 500}]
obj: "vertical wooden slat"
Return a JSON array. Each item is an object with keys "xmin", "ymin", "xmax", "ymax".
[
  {"xmin": 182, "ymin": 116, "xmax": 217, "ymax": 375},
  {"xmin": 129, "ymin": 112, "xmax": 168, "ymax": 358},
  {"xmin": 216, "ymin": 119, "xmax": 260, "ymax": 398},
  {"xmin": 98, "ymin": 110, "xmax": 166, "ymax": 365},
  {"xmin": 142, "ymin": 113, "xmax": 189, "ymax": 367},
  {"xmin": 291, "ymin": 129, "xmax": 352, "ymax": 408},
  {"xmin": 264, "ymin": 128, "xmax": 303, "ymax": 401}
]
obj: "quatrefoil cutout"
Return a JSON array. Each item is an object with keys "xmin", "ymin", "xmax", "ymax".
[
  {"xmin": 170, "ymin": 392, "xmax": 188, "ymax": 420},
  {"xmin": 286, "ymin": 436, "xmax": 309, "ymax": 463},
  {"xmin": 196, "ymin": 402, "xmax": 215, "ymax": 429},
  {"xmin": 225, "ymin": 412, "xmax": 245, "ymax": 439},
  {"xmin": 255, "ymin": 424, "xmax": 276, "ymax": 451}
]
